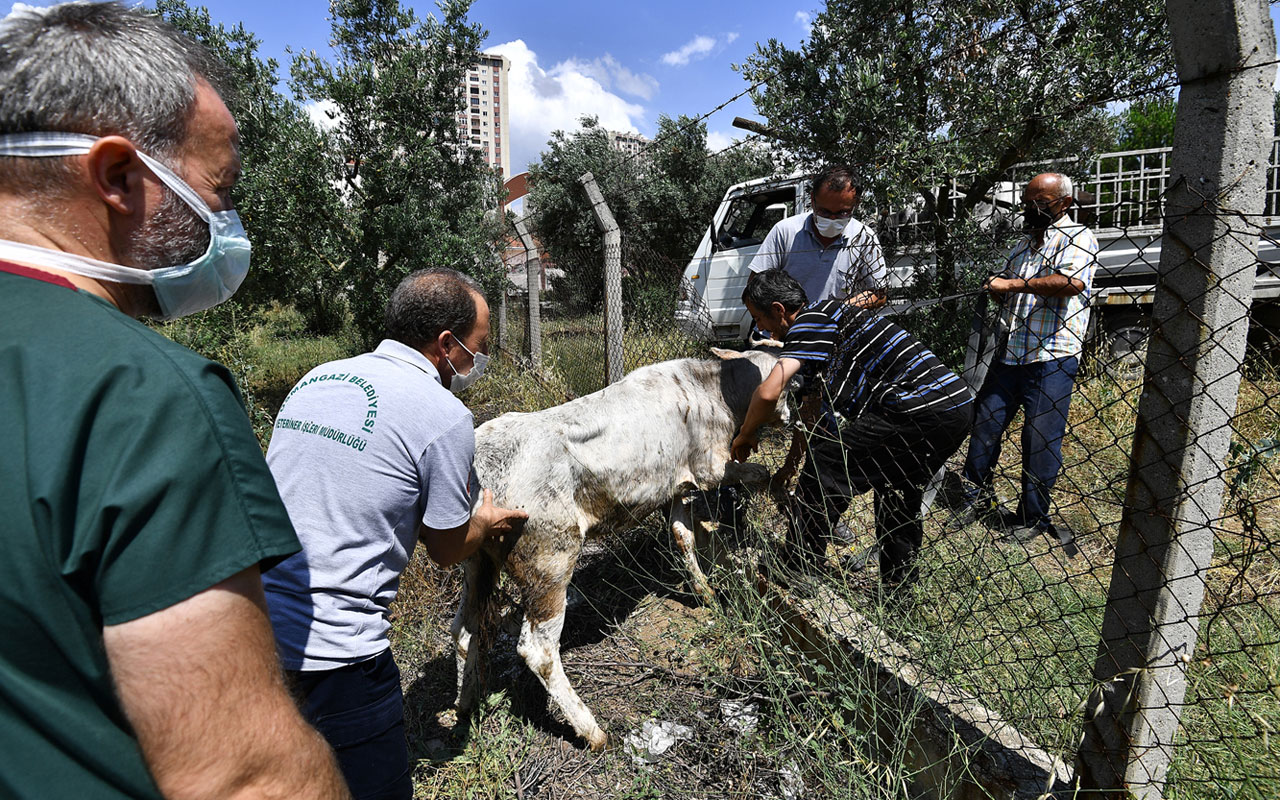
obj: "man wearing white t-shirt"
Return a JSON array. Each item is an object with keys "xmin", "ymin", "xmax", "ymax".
[
  {"xmin": 748, "ymin": 163, "xmax": 888, "ymax": 310},
  {"xmin": 264, "ymin": 268, "xmax": 526, "ymax": 800}
]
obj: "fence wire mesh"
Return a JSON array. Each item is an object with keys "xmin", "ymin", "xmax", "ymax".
[{"xmin": 468, "ymin": 144, "xmax": 1280, "ymax": 799}]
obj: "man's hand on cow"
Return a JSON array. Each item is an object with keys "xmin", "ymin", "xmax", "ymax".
[
  {"xmin": 475, "ymin": 488, "xmax": 529, "ymax": 538},
  {"xmin": 731, "ymin": 431, "xmax": 759, "ymax": 463}
]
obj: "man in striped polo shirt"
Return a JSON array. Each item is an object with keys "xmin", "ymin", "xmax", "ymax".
[
  {"xmin": 958, "ymin": 173, "xmax": 1098, "ymax": 544},
  {"xmin": 730, "ymin": 269, "xmax": 974, "ymax": 592}
]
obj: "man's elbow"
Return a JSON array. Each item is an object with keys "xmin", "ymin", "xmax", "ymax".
[{"xmin": 419, "ymin": 522, "xmax": 468, "ymax": 568}]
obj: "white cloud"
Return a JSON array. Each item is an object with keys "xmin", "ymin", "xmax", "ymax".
[
  {"xmin": 726, "ymin": 32, "xmax": 740, "ymax": 45},
  {"xmin": 488, "ymin": 39, "xmax": 649, "ymax": 174},
  {"xmin": 706, "ymin": 130, "xmax": 735, "ymax": 153},
  {"xmin": 559, "ymin": 53, "xmax": 659, "ymax": 101},
  {"xmin": 661, "ymin": 35, "xmax": 717, "ymax": 67},
  {"xmin": 304, "ymin": 99, "xmax": 342, "ymax": 132},
  {"xmin": 5, "ymin": 3, "xmax": 50, "ymax": 19},
  {"xmin": 795, "ymin": 11, "xmax": 813, "ymax": 34}
]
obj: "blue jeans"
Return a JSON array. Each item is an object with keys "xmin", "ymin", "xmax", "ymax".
[
  {"xmin": 961, "ymin": 356, "xmax": 1079, "ymax": 527},
  {"xmin": 288, "ymin": 648, "xmax": 411, "ymax": 800}
]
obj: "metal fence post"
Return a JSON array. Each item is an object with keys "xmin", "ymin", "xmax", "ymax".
[
  {"xmin": 1075, "ymin": 1, "xmax": 1277, "ymax": 796},
  {"xmin": 497, "ymin": 271, "xmax": 508, "ymax": 353},
  {"xmin": 579, "ymin": 171, "xmax": 624, "ymax": 385},
  {"xmin": 513, "ymin": 216, "xmax": 541, "ymax": 368}
]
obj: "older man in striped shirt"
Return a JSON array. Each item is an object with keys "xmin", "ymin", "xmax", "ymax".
[
  {"xmin": 731, "ymin": 269, "xmax": 974, "ymax": 593},
  {"xmin": 959, "ymin": 172, "xmax": 1099, "ymax": 544}
]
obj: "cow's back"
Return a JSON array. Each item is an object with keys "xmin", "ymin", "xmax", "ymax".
[{"xmin": 473, "ymin": 356, "xmax": 756, "ymax": 537}]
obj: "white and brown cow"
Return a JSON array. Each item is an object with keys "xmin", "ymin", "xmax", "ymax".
[{"xmin": 451, "ymin": 348, "xmax": 786, "ymax": 751}]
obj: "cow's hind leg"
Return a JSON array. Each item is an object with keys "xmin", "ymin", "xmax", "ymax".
[
  {"xmin": 516, "ymin": 582, "xmax": 608, "ymax": 751},
  {"xmin": 451, "ymin": 553, "xmax": 498, "ymax": 715},
  {"xmin": 670, "ymin": 494, "xmax": 716, "ymax": 604}
]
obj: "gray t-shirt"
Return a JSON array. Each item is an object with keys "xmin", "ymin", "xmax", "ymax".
[
  {"xmin": 263, "ymin": 339, "xmax": 475, "ymax": 670},
  {"xmin": 748, "ymin": 211, "xmax": 887, "ymax": 303}
]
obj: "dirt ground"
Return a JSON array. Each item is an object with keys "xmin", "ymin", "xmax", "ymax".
[{"xmin": 390, "ymin": 524, "xmax": 806, "ymax": 800}]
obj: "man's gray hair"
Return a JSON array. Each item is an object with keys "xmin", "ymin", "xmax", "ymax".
[
  {"xmin": 1047, "ymin": 173, "xmax": 1074, "ymax": 198},
  {"xmin": 0, "ymin": 1, "xmax": 228, "ymax": 190}
]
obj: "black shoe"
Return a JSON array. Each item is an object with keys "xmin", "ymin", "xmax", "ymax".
[
  {"xmin": 999, "ymin": 522, "xmax": 1047, "ymax": 544},
  {"xmin": 951, "ymin": 497, "xmax": 999, "ymax": 529},
  {"xmin": 839, "ymin": 545, "xmax": 879, "ymax": 572}
]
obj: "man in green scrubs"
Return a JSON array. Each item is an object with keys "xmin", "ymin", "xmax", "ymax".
[{"xmin": 0, "ymin": 4, "xmax": 349, "ymax": 798}]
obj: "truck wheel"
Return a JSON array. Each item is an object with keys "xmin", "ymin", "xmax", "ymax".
[{"xmin": 1099, "ymin": 308, "xmax": 1150, "ymax": 381}]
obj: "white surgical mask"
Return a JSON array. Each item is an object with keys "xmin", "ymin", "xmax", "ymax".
[
  {"xmin": 445, "ymin": 336, "xmax": 489, "ymax": 393},
  {"xmin": 0, "ymin": 132, "xmax": 250, "ymax": 320},
  {"xmin": 812, "ymin": 213, "xmax": 851, "ymax": 238}
]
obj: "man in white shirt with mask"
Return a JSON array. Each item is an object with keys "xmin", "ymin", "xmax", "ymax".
[
  {"xmin": 263, "ymin": 267, "xmax": 527, "ymax": 800},
  {"xmin": 748, "ymin": 163, "xmax": 888, "ymax": 311}
]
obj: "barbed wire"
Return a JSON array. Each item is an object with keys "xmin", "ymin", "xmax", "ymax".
[{"xmin": 510, "ymin": 0, "xmax": 1109, "ymax": 234}]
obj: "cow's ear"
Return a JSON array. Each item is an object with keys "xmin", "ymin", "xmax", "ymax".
[{"xmin": 710, "ymin": 347, "xmax": 746, "ymax": 360}]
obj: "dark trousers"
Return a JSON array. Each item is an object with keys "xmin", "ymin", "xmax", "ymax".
[
  {"xmin": 791, "ymin": 402, "xmax": 974, "ymax": 585},
  {"xmin": 961, "ymin": 356, "xmax": 1079, "ymax": 527},
  {"xmin": 288, "ymin": 648, "xmax": 412, "ymax": 800}
]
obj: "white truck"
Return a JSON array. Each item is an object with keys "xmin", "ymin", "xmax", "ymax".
[{"xmin": 676, "ymin": 141, "xmax": 1280, "ymax": 365}]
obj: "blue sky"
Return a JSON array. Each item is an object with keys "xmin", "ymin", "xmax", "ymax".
[
  {"xmin": 6, "ymin": 2, "xmax": 1280, "ymax": 179},
  {"xmin": 10, "ymin": 1, "xmax": 815, "ymax": 175}
]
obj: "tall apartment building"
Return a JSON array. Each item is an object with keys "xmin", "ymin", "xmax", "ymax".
[
  {"xmin": 457, "ymin": 53, "xmax": 511, "ymax": 178},
  {"xmin": 608, "ymin": 129, "xmax": 649, "ymax": 159}
]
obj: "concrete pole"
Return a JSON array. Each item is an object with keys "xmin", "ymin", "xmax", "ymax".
[
  {"xmin": 513, "ymin": 216, "xmax": 541, "ymax": 368},
  {"xmin": 1075, "ymin": 2, "xmax": 1276, "ymax": 797},
  {"xmin": 579, "ymin": 172, "xmax": 624, "ymax": 384}
]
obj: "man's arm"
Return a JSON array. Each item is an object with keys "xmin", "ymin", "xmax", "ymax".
[
  {"xmin": 772, "ymin": 391, "xmax": 823, "ymax": 491},
  {"xmin": 986, "ymin": 272, "xmax": 1085, "ymax": 298},
  {"xmin": 419, "ymin": 488, "xmax": 528, "ymax": 568},
  {"xmin": 844, "ymin": 289, "xmax": 887, "ymax": 309},
  {"xmin": 103, "ymin": 568, "xmax": 351, "ymax": 800},
  {"xmin": 842, "ymin": 227, "xmax": 888, "ymax": 308},
  {"xmin": 747, "ymin": 221, "xmax": 786, "ymax": 274},
  {"xmin": 731, "ymin": 357, "xmax": 804, "ymax": 463}
]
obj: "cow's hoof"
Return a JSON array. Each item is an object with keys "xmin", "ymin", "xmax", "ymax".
[{"xmin": 586, "ymin": 728, "xmax": 609, "ymax": 753}]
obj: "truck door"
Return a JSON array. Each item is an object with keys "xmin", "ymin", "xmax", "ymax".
[{"xmin": 693, "ymin": 184, "xmax": 801, "ymax": 341}]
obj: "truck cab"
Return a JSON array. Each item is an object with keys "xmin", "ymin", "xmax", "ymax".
[{"xmin": 676, "ymin": 175, "xmax": 809, "ymax": 342}]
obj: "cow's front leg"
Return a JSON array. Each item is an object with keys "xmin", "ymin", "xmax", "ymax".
[
  {"xmin": 516, "ymin": 582, "xmax": 608, "ymax": 752},
  {"xmin": 670, "ymin": 494, "xmax": 716, "ymax": 603},
  {"xmin": 451, "ymin": 553, "xmax": 497, "ymax": 715}
]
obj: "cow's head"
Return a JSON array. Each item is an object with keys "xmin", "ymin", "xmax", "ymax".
[{"xmin": 711, "ymin": 346, "xmax": 791, "ymax": 427}]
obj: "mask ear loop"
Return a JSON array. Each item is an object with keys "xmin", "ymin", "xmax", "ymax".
[{"xmin": 0, "ymin": 132, "xmax": 215, "ymax": 223}]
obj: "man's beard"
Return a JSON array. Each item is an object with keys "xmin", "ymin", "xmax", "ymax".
[{"xmin": 121, "ymin": 186, "xmax": 210, "ymax": 270}]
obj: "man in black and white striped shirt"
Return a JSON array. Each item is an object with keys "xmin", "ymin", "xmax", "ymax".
[{"xmin": 731, "ymin": 269, "xmax": 974, "ymax": 591}]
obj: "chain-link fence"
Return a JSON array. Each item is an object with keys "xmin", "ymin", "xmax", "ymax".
[
  {"xmin": 469, "ymin": 141, "xmax": 1280, "ymax": 798},
  {"xmin": 447, "ymin": 13, "xmax": 1280, "ymax": 797}
]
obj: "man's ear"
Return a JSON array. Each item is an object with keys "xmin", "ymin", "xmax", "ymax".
[
  {"xmin": 771, "ymin": 301, "xmax": 789, "ymax": 318},
  {"xmin": 711, "ymin": 347, "xmax": 746, "ymax": 360},
  {"xmin": 87, "ymin": 136, "xmax": 148, "ymax": 216}
]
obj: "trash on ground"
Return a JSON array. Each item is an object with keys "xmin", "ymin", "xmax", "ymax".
[
  {"xmin": 625, "ymin": 719, "xmax": 694, "ymax": 765},
  {"xmin": 719, "ymin": 699, "xmax": 759, "ymax": 735}
]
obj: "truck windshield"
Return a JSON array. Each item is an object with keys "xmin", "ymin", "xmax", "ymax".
[{"xmin": 717, "ymin": 188, "xmax": 796, "ymax": 250}]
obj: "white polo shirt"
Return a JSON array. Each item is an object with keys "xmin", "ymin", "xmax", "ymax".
[{"xmin": 263, "ymin": 339, "xmax": 475, "ymax": 670}]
